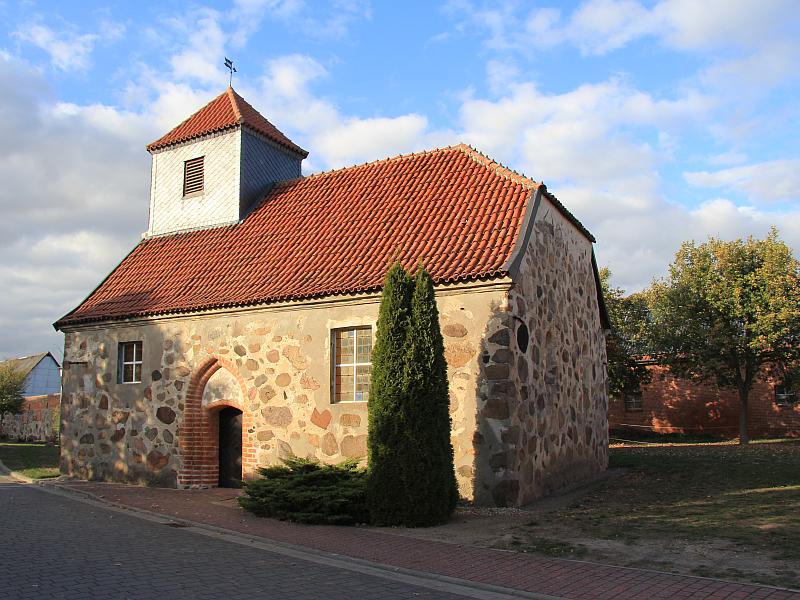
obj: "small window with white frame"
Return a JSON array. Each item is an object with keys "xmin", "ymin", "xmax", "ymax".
[
  {"xmin": 118, "ymin": 341, "xmax": 143, "ymax": 384},
  {"xmin": 332, "ymin": 327, "xmax": 372, "ymax": 403}
]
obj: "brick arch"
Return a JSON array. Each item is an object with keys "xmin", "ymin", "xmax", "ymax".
[{"xmin": 178, "ymin": 356, "xmax": 255, "ymax": 487}]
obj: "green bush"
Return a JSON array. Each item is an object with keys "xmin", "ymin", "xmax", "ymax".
[{"xmin": 238, "ymin": 457, "xmax": 368, "ymax": 525}]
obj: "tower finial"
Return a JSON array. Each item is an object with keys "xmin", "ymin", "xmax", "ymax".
[{"xmin": 224, "ymin": 57, "xmax": 237, "ymax": 87}]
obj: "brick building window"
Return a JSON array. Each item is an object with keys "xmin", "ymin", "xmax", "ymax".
[
  {"xmin": 332, "ymin": 327, "xmax": 372, "ymax": 403},
  {"xmin": 118, "ymin": 341, "xmax": 142, "ymax": 384},
  {"xmin": 183, "ymin": 156, "xmax": 204, "ymax": 196},
  {"xmin": 623, "ymin": 391, "xmax": 643, "ymax": 411},
  {"xmin": 775, "ymin": 384, "xmax": 797, "ymax": 406}
]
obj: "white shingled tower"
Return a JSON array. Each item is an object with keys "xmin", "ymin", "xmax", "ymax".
[{"xmin": 145, "ymin": 87, "xmax": 307, "ymax": 237}]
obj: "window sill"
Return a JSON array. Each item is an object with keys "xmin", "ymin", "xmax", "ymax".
[
  {"xmin": 330, "ymin": 400, "xmax": 368, "ymax": 405},
  {"xmin": 183, "ymin": 191, "xmax": 204, "ymax": 199}
]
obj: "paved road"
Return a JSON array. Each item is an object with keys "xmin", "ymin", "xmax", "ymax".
[{"xmin": 0, "ymin": 483, "xmax": 502, "ymax": 600}]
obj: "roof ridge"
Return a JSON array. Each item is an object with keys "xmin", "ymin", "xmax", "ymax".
[
  {"xmin": 272, "ymin": 145, "xmax": 456, "ymax": 186},
  {"xmin": 227, "ymin": 86, "xmax": 244, "ymax": 124},
  {"xmin": 453, "ymin": 143, "xmax": 540, "ymax": 190},
  {"xmin": 275, "ymin": 143, "xmax": 540, "ymax": 189}
]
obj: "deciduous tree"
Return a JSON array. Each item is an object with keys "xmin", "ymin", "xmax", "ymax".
[
  {"xmin": 647, "ymin": 229, "xmax": 800, "ymax": 443},
  {"xmin": 0, "ymin": 364, "xmax": 26, "ymax": 414},
  {"xmin": 600, "ymin": 268, "xmax": 651, "ymax": 400}
]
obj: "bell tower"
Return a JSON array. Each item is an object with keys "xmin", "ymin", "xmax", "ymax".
[{"xmin": 145, "ymin": 87, "xmax": 308, "ymax": 236}]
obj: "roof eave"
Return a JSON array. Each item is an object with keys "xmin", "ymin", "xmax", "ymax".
[{"xmin": 55, "ymin": 272, "xmax": 513, "ymax": 329}]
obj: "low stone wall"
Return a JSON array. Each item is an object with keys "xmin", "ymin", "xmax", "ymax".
[{"xmin": 0, "ymin": 394, "xmax": 61, "ymax": 443}]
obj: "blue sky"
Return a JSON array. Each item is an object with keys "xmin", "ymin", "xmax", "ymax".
[{"xmin": 1, "ymin": 0, "xmax": 799, "ymax": 359}]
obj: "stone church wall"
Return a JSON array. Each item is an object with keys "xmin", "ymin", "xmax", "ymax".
[
  {"xmin": 476, "ymin": 195, "xmax": 609, "ymax": 506},
  {"xmin": 59, "ymin": 284, "xmax": 509, "ymax": 498}
]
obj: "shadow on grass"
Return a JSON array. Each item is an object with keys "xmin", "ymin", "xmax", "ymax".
[
  {"xmin": 0, "ymin": 442, "xmax": 60, "ymax": 479},
  {"xmin": 563, "ymin": 441, "xmax": 800, "ymax": 560}
]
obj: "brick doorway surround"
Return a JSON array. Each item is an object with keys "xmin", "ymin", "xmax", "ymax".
[{"xmin": 178, "ymin": 356, "xmax": 255, "ymax": 487}]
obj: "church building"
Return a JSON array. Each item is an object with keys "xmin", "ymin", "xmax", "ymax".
[{"xmin": 55, "ymin": 88, "xmax": 609, "ymax": 506}]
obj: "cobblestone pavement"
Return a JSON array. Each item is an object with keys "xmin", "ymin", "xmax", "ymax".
[
  {"xmin": 52, "ymin": 482, "xmax": 800, "ymax": 600},
  {"xmin": 0, "ymin": 483, "xmax": 509, "ymax": 600}
]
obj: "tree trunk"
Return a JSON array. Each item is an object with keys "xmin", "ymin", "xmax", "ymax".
[{"xmin": 738, "ymin": 386, "xmax": 749, "ymax": 444}]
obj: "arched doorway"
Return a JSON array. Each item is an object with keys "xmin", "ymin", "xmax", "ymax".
[
  {"xmin": 179, "ymin": 357, "xmax": 253, "ymax": 488},
  {"xmin": 218, "ymin": 407, "xmax": 243, "ymax": 488}
]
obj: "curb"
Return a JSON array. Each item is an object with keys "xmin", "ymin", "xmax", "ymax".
[
  {"xmin": 0, "ymin": 457, "xmax": 34, "ymax": 483},
  {"xmin": 32, "ymin": 481, "xmax": 562, "ymax": 600}
]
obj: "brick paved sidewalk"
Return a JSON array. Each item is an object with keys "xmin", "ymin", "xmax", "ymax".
[{"xmin": 49, "ymin": 481, "xmax": 798, "ymax": 600}]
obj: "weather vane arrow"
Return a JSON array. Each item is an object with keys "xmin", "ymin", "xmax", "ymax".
[{"xmin": 224, "ymin": 57, "xmax": 237, "ymax": 87}]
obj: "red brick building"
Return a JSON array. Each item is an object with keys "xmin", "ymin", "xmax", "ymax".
[{"xmin": 608, "ymin": 365, "xmax": 800, "ymax": 438}]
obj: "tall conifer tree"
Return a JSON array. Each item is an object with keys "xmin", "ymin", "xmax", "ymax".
[
  {"xmin": 367, "ymin": 262, "xmax": 414, "ymax": 524},
  {"xmin": 401, "ymin": 265, "xmax": 458, "ymax": 525}
]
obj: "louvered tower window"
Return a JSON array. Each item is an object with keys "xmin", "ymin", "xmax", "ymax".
[{"xmin": 183, "ymin": 156, "xmax": 204, "ymax": 196}]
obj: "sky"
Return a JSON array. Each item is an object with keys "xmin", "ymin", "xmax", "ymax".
[{"xmin": 1, "ymin": 0, "xmax": 799, "ymax": 361}]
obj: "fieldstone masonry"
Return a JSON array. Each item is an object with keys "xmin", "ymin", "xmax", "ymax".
[
  {"xmin": 0, "ymin": 394, "xmax": 60, "ymax": 443},
  {"xmin": 504, "ymin": 201, "xmax": 608, "ymax": 505},
  {"xmin": 60, "ymin": 197, "xmax": 609, "ymax": 505}
]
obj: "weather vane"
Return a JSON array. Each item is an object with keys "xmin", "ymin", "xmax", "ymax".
[{"xmin": 224, "ymin": 57, "xmax": 237, "ymax": 87}]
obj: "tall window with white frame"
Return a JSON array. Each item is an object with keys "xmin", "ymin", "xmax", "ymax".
[
  {"xmin": 118, "ymin": 341, "xmax": 143, "ymax": 384},
  {"xmin": 332, "ymin": 327, "xmax": 372, "ymax": 403}
]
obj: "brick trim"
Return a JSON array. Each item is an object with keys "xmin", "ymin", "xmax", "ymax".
[{"xmin": 178, "ymin": 355, "xmax": 255, "ymax": 487}]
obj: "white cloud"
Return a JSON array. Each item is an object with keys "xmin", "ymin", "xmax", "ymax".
[
  {"xmin": 314, "ymin": 115, "xmax": 430, "ymax": 168},
  {"xmin": 0, "ymin": 55, "xmax": 151, "ymax": 357},
  {"xmin": 458, "ymin": 78, "xmax": 711, "ymax": 189},
  {"xmin": 566, "ymin": 0, "xmax": 656, "ymax": 55},
  {"xmin": 243, "ymin": 54, "xmax": 449, "ymax": 170},
  {"xmin": 685, "ymin": 159, "xmax": 800, "ymax": 204},
  {"xmin": 14, "ymin": 20, "xmax": 124, "ymax": 72},
  {"xmin": 165, "ymin": 8, "xmax": 228, "ymax": 86},
  {"xmin": 453, "ymin": 71, "xmax": 799, "ymax": 291},
  {"xmin": 447, "ymin": 0, "xmax": 800, "ymax": 95}
]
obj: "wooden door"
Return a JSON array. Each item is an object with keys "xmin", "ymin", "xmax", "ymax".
[{"xmin": 218, "ymin": 407, "xmax": 243, "ymax": 488}]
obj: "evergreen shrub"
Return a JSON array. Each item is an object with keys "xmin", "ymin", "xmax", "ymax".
[
  {"xmin": 238, "ymin": 457, "xmax": 368, "ymax": 525},
  {"xmin": 367, "ymin": 263, "xmax": 457, "ymax": 526}
]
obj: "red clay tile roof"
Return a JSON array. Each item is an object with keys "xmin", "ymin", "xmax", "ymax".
[
  {"xmin": 146, "ymin": 87, "xmax": 308, "ymax": 157},
  {"xmin": 56, "ymin": 144, "xmax": 592, "ymax": 327}
]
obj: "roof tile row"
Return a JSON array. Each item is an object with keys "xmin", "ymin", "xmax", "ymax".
[{"xmin": 57, "ymin": 144, "xmax": 593, "ymax": 327}]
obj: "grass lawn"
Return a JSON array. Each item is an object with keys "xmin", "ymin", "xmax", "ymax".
[
  {"xmin": 0, "ymin": 442, "xmax": 60, "ymax": 479},
  {"xmin": 509, "ymin": 439, "xmax": 800, "ymax": 588},
  {"xmin": 577, "ymin": 439, "xmax": 800, "ymax": 558}
]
